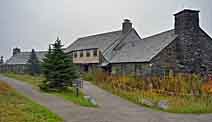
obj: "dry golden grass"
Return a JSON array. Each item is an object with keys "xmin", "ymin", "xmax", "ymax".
[
  {"xmin": 0, "ymin": 81, "xmax": 13, "ymax": 94},
  {"xmin": 84, "ymin": 71, "xmax": 212, "ymax": 113},
  {"xmin": 0, "ymin": 81, "xmax": 63, "ymax": 122}
]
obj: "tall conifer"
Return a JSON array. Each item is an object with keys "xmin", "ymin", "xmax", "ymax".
[{"xmin": 41, "ymin": 37, "xmax": 79, "ymax": 90}]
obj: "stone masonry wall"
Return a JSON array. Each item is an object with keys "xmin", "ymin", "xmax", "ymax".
[{"xmin": 150, "ymin": 40, "xmax": 177, "ymax": 73}]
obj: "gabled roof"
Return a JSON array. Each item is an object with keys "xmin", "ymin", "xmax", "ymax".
[
  {"xmin": 6, "ymin": 51, "xmax": 47, "ymax": 65},
  {"xmin": 110, "ymin": 30, "xmax": 177, "ymax": 63},
  {"xmin": 65, "ymin": 30, "xmax": 123, "ymax": 53},
  {"xmin": 102, "ymin": 28, "xmax": 141, "ymax": 62},
  {"xmin": 65, "ymin": 28, "xmax": 177, "ymax": 64}
]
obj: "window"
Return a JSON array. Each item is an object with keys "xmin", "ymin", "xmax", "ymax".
[
  {"xmin": 86, "ymin": 50, "xmax": 90, "ymax": 57},
  {"xmin": 80, "ymin": 51, "xmax": 83, "ymax": 57},
  {"xmin": 93, "ymin": 49, "xmax": 97, "ymax": 56},
  {"xmin": 74, "ymin": 52, "xmax": 77, "ymax": 58}
]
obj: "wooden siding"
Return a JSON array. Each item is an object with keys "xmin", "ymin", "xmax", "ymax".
[{"xmin": 72, "ymin": 49, "xmax": 100, "ymax": 64}]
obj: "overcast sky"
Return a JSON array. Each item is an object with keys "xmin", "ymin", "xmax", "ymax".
[{"xmin": 0, "ymin": 0, "xmax": 212, "ymax": 60}]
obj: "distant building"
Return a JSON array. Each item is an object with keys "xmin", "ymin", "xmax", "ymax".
[
  {"xmin": 5, "ymin": 9, "xmax": 212, "ymax": 76},
  {"xmin": 6, "ymin": 48, "xmax": 46, "ymax": 65}
]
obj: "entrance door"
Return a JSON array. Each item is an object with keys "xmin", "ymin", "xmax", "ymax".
[{"xmin": 83, "ymin": 64, "xmax": 89, "ymax": 72}]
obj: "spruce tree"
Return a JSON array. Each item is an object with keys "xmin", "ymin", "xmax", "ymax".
[
  {"xmin": 41, "ymin": 37, "xmax": 79, "ymax": 90},
  {"xmin": 27, "ymin": 49, "xmax": 41, "ymax": 75},
  {"xmin": 0, "ymin": 56, "xmax": 3, "ymax": 64}
]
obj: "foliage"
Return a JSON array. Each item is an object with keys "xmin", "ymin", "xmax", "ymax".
[
  {"xmin": 202, "ymin": 78, "xmax": 212, "ymax": 95},
  {"xmin": 0, "ymin": 56, "xmax": 3, "ymax": 64},
  {"xmin": 0, "ymin": 81, "xmax": 63, "ymax": 122},
  {"xmin": 83, "ymin": 71, "xmax": 212, "ymax": 113},
  {"xmin": 3, "ymin": 73, "xmax": 96, "ymax": 107},
  {"xmin": 41, "ymin": 38, "xmax": 79, "ymax": 90},
  {"xmin": 84, "ymin": 71, "xmax": 204, "ymax": 95},
  {"xmin": 27, "ymin": 49, "xmax": 41, "ymax": 75}
]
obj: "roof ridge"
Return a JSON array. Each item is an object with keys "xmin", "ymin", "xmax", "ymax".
[
  {"xmin": 78, "ymin": 30, "xmax": 122, "ymax": 39},
  {"xmin": 17, "ymin": 51, "xmax": 47, "ymax": 54},
  {"xmin": 102, "ymin": 28, "xmax": 135, "ymax": 62},
  {"xmin": 142, "ymin": 29, "xmax": 174, "ymax": 40},
  {"xmin": 103, "ymin": 28, "xmax": 134, "ymax": 53}
]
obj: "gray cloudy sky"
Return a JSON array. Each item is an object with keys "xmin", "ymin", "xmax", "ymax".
[{"xmin": 0, "ymin": 0, "xmax": 212, "ymax": 60}]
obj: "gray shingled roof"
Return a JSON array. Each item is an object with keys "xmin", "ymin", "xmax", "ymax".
[
  {"xmin": 65, "ymin": 30, "xmax": 122, "ymax": 53},
  {"xmin": 102, "ymin": 29, "xmax": 141, "ymax": 61},
  {"xmin": 7, "ymin": 29, "xmax": 177, "ymax": 65},
  {"xmin": 110, "ymin": 30, "xmax": 177, "ymax": 63},
  {"xmin": 6, "ymin": 51, "xmax": 47, "ymax": 65}
]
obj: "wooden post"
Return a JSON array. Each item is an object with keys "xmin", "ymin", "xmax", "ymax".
[{"xmin": 76, "ymin": 87, "xmax": 79, "ymax": 97}]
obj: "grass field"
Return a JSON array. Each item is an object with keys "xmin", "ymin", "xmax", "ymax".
[
  {"xmin": 0, "ymin": 81, "xmax": 63, "ymax": 122},
  {"xmin": 83, "ymin": 72, "xmax": 212, "ymax": 114},
  {"xmin": 3, "ymin": 73, "xmax": 96, "ymax": 107}
]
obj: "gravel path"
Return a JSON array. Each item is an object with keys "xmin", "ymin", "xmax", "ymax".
[{"xmin": 0, "ymin": 75, "xmax": 212, "ymax": 122}]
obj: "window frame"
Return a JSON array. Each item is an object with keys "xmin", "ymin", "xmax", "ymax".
[
  {"xmin": 74, "ymin": 52, "xmax": 78, "ymax": 58},
  {"xmin": 80, "ymin": 51, "xmax": 84, "ymax": 57},
  {"xmin": 93, "ymin": 49, "xmax": 98, "ymax": 56},
  {"xmin": 86, "ymin": 50, "xmax": 91, "ymax": 57}
]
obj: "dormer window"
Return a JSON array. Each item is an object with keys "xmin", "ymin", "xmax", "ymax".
[
  {"xmin": 86, "ymin": 50, "xmax": 90, "ymax": 57},
  {"xmin": 80, "ymin": 51, "xmax": 83, "ymax": 57},
  {"xmin": 93, "ymin": 49, "xmax": 97, "ymax": 56}
]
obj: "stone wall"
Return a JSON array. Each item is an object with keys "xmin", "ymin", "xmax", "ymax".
[
  {"xmin": 175, "ymin": 27, "xmax": 212, "ymax": 74},
  {"xmin": 111, "ymin": 63, "xmax": 155, "ymax": 76},
  {"xmin": 110, "ymin": 38, "xmax": 178, "ymax": 76},
  {"xmin": 150, "ymin": 40, "xmax": 177, "ymax": 73}
]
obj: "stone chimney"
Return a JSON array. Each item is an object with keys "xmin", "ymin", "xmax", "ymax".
[
  {"xmin": 13, "ymin": 48, "xmax": 21, "ymax": 56},
  {"xmin": 174, "ymin": 9, "xmax": 202, "ymax": 73},
  {"xmin": 174, "ymin": 9, "xmax": 200, "ymax": 34},
  {"xmin": 122, "ymin": 19, "xmax": 132, "ymax": 33}
]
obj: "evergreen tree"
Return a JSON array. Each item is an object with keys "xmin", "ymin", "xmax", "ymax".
[
  {"xmin": 27, "ymin": 49, "xmax": 41, "ymax": 75},
  {"xmin": 41, "ymin": 37, "xmax": 79, "ymax": 90},
  {"xmin": 0, "ymin": 56, "xmax": 3, "ymax": 64}
]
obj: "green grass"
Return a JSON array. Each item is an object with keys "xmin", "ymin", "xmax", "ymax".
[
  {"xmin": 0, "ymin": 81, "xmax": 63, "ymax": 122},
  {"xmin": 50, "ymin": 88, "xmax": 97, "ymax": 107},
  {"xmin": 3, "ymin": 72, "xmax": 96, "ymax": 107},
  {"xmin": 86, "ymin": 76, "xmax": 212, "ymax": 114},
  {"xmin": 3, "ymin": 73, "xmax": 44, "ymax": 87}
]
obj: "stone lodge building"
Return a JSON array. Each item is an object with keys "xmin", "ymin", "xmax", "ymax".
[{"xmin": 5, "ymin": 9, "xmax": 212, "ymax": 76}]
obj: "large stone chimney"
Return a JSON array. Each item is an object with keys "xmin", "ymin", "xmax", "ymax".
[
  {"xmin": 122, "ymin": 19, "xmax": 132, "ymax": 33},
  {"xmin": 174, "ymin": 9, "xmax": 200, "ymax": 34},
  {"xmin": 13, "ymin": 48, "xmax": 21, "ymax": 56},
  {"xmin": 174, "ymin": 9, "xmax": 202, "ymax": 73}
]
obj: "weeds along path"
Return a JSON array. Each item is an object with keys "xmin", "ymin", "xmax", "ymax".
[{"xmin": 0, "ymin": 75, "xmax": 212, "ymax": 122}]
